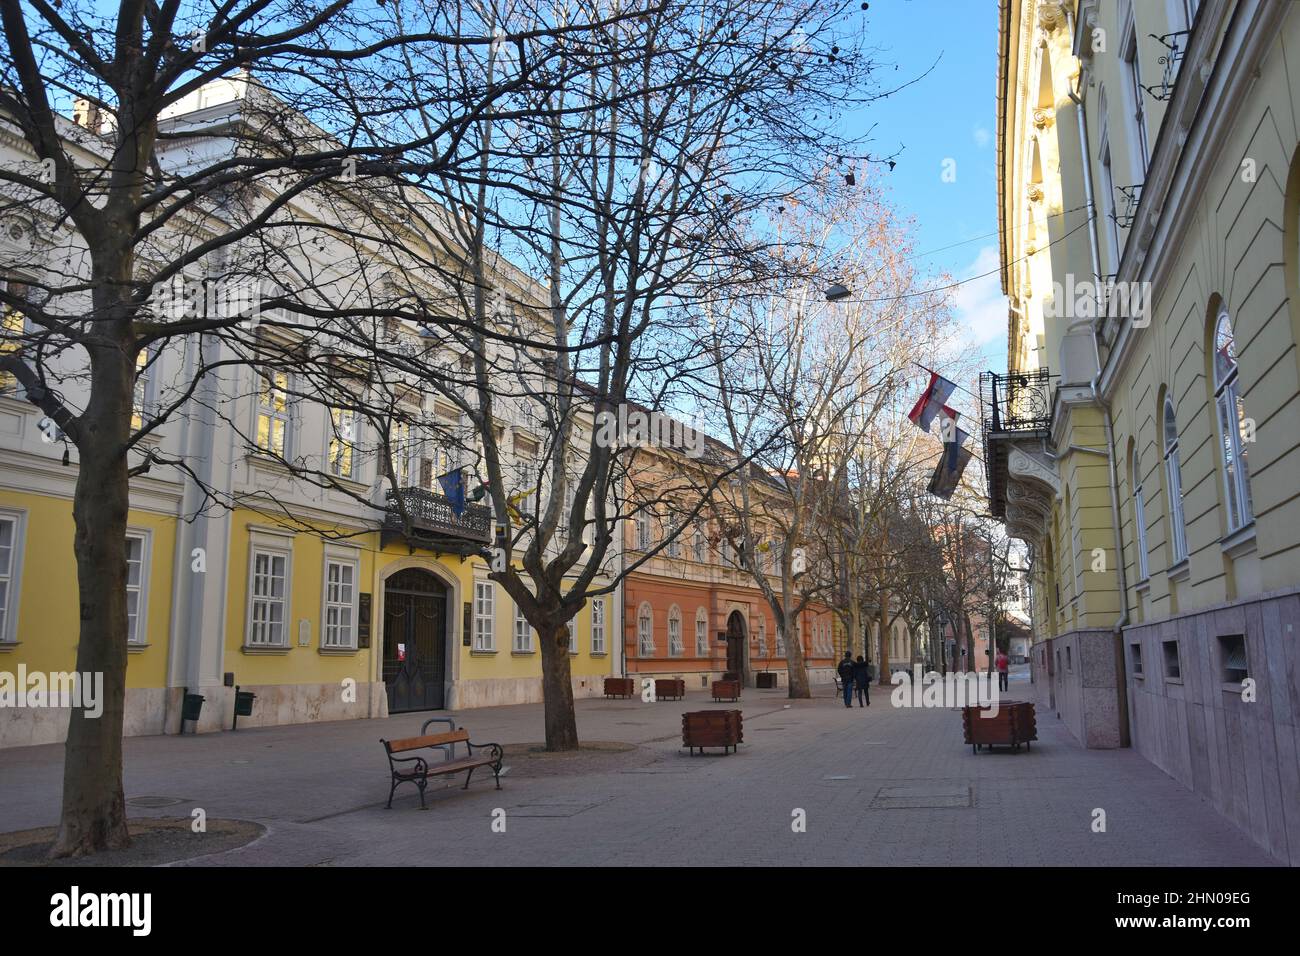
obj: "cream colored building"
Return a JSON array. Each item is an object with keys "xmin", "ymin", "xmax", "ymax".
[{"xmin": 991, "ymin": 0, "xmax": 1300, "ymax": 864}]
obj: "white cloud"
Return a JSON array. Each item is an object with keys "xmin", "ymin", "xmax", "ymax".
[
  {"xmin": 951, "ymin": 245, "xmax": 1008, "ymax": 360},
  {"xmin": 973, "ymin": 126, "xmax": 991, "ymax": 148}
]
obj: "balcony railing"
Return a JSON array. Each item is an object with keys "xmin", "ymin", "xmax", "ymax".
[
  {"xmin": 383, "ymin": 486, "xmax": 492, "ymax": 549},
  {"xmin": 1111, "ymin": 183, "xmax": 1143, "ymax": 230},
  {"xmin": 979, "ymin": 369, "xmax": 1053, "ymax": 437},
  {"xmin": 1141, "ymin": 31, "xmax": 1191, "ymax": 102}
]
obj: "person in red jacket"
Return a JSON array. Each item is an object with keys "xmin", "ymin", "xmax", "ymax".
[{"xmin": 996, "ymin": 649, "xmax": 1010, "ymax": 692}]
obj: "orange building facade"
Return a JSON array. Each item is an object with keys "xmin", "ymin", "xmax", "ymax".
[{"xmin": 621, "ymin": 538, "xmax": 840, "ymax": 690}]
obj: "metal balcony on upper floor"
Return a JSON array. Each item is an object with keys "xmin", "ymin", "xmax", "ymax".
[
  {"xmin": 980, "ymin": 369, "xmax": 1055, "ymax": 523},
  {"xmin": 382, "ymin": 485, "xmax": 493, "ymax": 556}
]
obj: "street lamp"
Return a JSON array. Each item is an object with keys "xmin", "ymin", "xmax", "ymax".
[{"xmin": 824, "ymin": 283, "xmax": 851, "ymax": 303}]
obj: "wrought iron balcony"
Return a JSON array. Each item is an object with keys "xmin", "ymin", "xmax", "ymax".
[
  {"xmin": 383, "ymin": 486, "xmax": 492, "ymax": 554},
  {"xmin": 1141, "ymin": 31, "xmax": 1191, "ymax": 102},
  {"xmin": 979, "ymin": 369, "xmax": 1053, "ymax": 437},
  {"xmin": 980, "ymin": 369, "xmax": 1055, "ymax": 521}
]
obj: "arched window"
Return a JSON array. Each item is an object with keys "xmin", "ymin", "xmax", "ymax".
[
  {"xmin": 637, "ymin": 602, "xmax": 654, "ymax": 656},
  {"xmin": 695, "ymin": 607, "xmax": 708, "ymax": 656},
  {"xmin": 1163, "ymin": 398, "xmax": 1188, "ymax": 563},
  {"xmin": 1131, "ymin": 446, "xmax": 1150, "ymax": 580},
  {"xmin": 667, "ymin": 605, "xmax": 683, "ymax": 656},
  {"xmin": 756, "ymin": 617, "xmax": 767, "ymax": 656},
  {"xmin": 1212, "ymin": 311, "xmax": 1254, "ymax": 531}
]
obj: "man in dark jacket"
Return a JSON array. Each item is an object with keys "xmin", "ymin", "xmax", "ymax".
[
  {"xmin": 837, "ymin": 653, "xmax": 855, "ymax": 708},
  {"xmin": 853, "ymin": 655, "xmax": 871, "ymax": 707}
]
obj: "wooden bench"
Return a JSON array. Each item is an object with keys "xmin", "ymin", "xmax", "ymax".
[
  {"xmin": 655, "ymin": 678, "xmax": 686, "ymax": 701},
  {"xmin": 380, "ymin": 729, "xmax": 504, "ymax": 809},
  {"xmin": 604, "ymin": 677, "xmax": 636, "ymax": 699}
]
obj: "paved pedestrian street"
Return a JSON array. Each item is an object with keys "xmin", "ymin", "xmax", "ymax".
[{"xmin": 0, "ymin": 672, "xmax": 1276, "ymax": 867}]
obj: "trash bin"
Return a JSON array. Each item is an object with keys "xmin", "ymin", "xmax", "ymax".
[
  {"xmin": 232, "ymin": 686, "xmax": 256, "ymax": 730},
  {"xmin": 181, "ymin": 690, "xmax": 205, "ymax": 733}
]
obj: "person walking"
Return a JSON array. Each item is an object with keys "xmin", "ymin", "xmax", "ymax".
[
  {"xmin": 853, "ymin": 654, "xmax": 871, "ymax": 707},
  {"xmin": 996, "ymin": 648, "xmax": 1010, "ymax": 692},
  {"xmin": 837, "ymin": 652, "xmax": 856, "ymax": 708}
]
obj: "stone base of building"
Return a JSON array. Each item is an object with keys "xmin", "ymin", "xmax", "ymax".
[
  {"xmin": 0, "ymin": 686, "xmax": 170, "ymax": 748},
  {"xmin": 1123, "ymin": 588, "xmax": 1300, "ymax": 866},
  {"xmin": 448, "ymin": 674, "xmax": 605, "ymax": 709},
  {"xmin": 1029, "ymin": 628, "xmax": 1126, "ymax": 749}
]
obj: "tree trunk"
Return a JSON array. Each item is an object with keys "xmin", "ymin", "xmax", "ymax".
[
  {"xmin": 51, "ymin": 348, "xmax": 132, "ymax": 857},
  {"xmin": 781, "ymin": 618, "xmax": 811, "ymax": 699},
  {"xmin": 876, "ymin": 593, "xmax": 891, "ymax": 685},
  {"xmin": 538, "ymin": 622, "xmax": 579, "ymax": 751}
]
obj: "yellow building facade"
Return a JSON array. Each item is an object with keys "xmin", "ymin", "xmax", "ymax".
[{"xmin": 992, "ymin": 0, "xmax": 1300, "ymax": 864}]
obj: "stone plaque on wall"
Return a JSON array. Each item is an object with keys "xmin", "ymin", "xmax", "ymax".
[{"xmin": 358, "ymin": 593, "xmax": 371, "ymax": 649}]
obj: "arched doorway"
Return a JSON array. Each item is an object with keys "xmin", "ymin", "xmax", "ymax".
[
  {"xmin": 382, "ymin": 567, "xmax": 448, "ymax": 712},
  {"xmin": 725, "ymin": 610, "xmax": 747, "ymax": 679}
]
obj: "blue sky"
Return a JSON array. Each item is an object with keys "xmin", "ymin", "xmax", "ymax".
[{"xmin": 845, "ymin": 0, "xmax": 1009, "ymax": 375}]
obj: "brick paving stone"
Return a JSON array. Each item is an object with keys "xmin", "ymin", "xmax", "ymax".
[{"xmin": 0, "ymin": 672, "xmax": 1280, "ymax": 866}]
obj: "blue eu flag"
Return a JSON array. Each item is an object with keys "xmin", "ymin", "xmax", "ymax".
[{"xmin": 437, "ymin": 469, "xmax": 467, "ymax": 517}]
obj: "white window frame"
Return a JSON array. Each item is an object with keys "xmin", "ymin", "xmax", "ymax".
[
  {"xmin": 756, "ymin": 617, "xmax": 767, "ymax": 657},
  {"xmin": 695, "ymin": 607, "xmax": 709, "ymax": 656},
  {"xmin": 1163, "ymin": 398, "xmax": 1188, "ymax": 563},
  {"xmin": 0, "ymin": 509, "xmax": 27, "ymax": 645},
  {"xmin": 328, "ymin": 407, "xmax": 358, "ymax": 480},
  {"xmin": 513, "ymin": 599, "xmax": 533, "ymax": 653},
  {"xmin": 1132, "ymin": 450, "xmax": 1150, "ymax": 580},
  {"xmin": 246, "ymin": 539, "xmax": 292, "ymax": 648},
  {"xmin": 638, "ymin": 602, "xmax": 654, "ymax": 656},
  {"xmin": 389, "ymin": 419, "xmax": 412, "ymax": 486},
  {"xmin": 256, "ymin": 370, "xmax": 292, "ymax": 458},
  {"xmin": 1097, "ymin": 88, "xmax": 1123, "ymax": 267},
  {"xmin": 693, "ymin": 526, "xmax": 706, "ymax": 562},
  {"xmin": 474, "ymin": 580, "xmax": 496, "ymax": 651},
  {"xmin": 1121, "ymin": 18, "xmax": 1149, "ymax": 174},
  {"xmin": 125, "ymin": 530, "xmax": 151, "ymax": 645},
  {"xmin": 636, "ymin": 514, "xmax": 651, "ymax": 551},
  {"xmin": 131, "ymin": 346, "xmax": 158, "ymax": 432},
  {"xmin": 321, "ymin": 552, "xmax": 359, "ymax": 650},
  {"xmin": 1212, "ymin": 310, "xmax": 1253, "ymax": 533},
  {"xmin": 668, "ymin": 605, "xmax": 683, "ymax": 656},
  {"xmin": 590, "ymin": 597, "xmax": 606, "ymax": 654}
]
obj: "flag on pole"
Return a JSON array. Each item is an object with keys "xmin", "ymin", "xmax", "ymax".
[
  {"xmin": 437, "ymin": 469, "xmax": 467, "ymax": 516},
  {"xmin": 907, "ymin": 370, "xmax": 959, "ymax": 432},
  {"xmin": 928, "ymin": 426, "xmax": 972, "ymax": 500}
]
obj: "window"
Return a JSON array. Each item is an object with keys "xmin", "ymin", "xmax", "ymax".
[
  {"xmin": 1218, "ymin": 634, "xmax": 1247, "ymax": 684},
  {"xmin": 668, "ymin": 605, "xmax": 683, "ymax": 656},
  {"xmin": 131, "ymin": 348, "xmax": 155, "ymax": 432},
  {"xmin": 720, "ymin": 536, "xmax": 732, "ymax": 567},
  {"xmin": 323, "ymin": 558, "xmax": 357, "ymax": 649},
  {"xmin": 248, "ymin": 548, "xmax": 289, "ymax": 646},
  {"xmin": 0, "ymin": 281, "xmax": 28, "ymax": 395},
  {"xmin": 1132, "ymin": 448, "xmax": 1150, "ymax": 580},
  {"xmin": 1163, "ymin": 398, "xmax": 1188, "ymax": 563},
  {"xmin": 328, "ymin": 408, "xmax": 357, "ymax": 479},
  {"xmin": 638, "ymin": 602, "xmax": 654, "ymax": 656},
  {"xmin": 125, "ymin": 533, "xmax": 148, "ymax": 645},
  {"xmin": 473, "ymin": 581, "xmax": 495, "ymax": 651},
  {"xmin": 695, "ymin": 607, "xmax": 708, "ymax": 656},
  {"xmin": 775, "ymin": 625, "xmax": 786, "ymax": 656},
  {"xmin": 256, "ymin": 371, "xmax": 291, "ymax": 456},
  {"xmin": 693, "ymin": 525, "xmax": 706, "ymax": 562},
  {"xmin": 1066, "ymin": 646, "xmax": 1073, "ymax": 671},
  {"xmin": 590, "ymin": 597, "xmax": 606, "ymax": 654},
  {"xmin": 756, "ymin": 617, "xmax": 767, "ymax": 657},
  {"xmin": 1097, "ymin": 89, "xmax": 1123, "ymax": 266},
  {"xmin": 567, "ymin": 610, "xmax": 578, "ymax": 653},
  {"xmin": 389, "ymin": 420, "xmax": 412, "ymax": 486},
  {"xmin": 1212, "ymin": 312, "xmax": 1254, "ymax": 532},
  {"xmin": 1122, "ymin": 25, "xmax": 1149, "ymax": 173},
  {"xmin": 513, "ymin": 599, "xmax": 532, "ymax": 652},
  {"xmin": 1130, "ymin": 642, "xmax": 1143, "ymax": 677},
  {"xmin": 636, "ymin": 514, "xmax": 651, "ymax": 551},
  {"xmin": 0, "ymin": 513, "xmax": 19, "ymax": 643},
  {"xmin": 1163, "ymin": 639, "xmax": 1181, "ymax": 680},
  {"xmin": 666, "ymin": 526, "xmax": 681, "ymax": 559}
]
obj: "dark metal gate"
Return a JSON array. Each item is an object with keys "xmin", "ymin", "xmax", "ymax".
[{"xmin": 382, "ymin": 568, "xmax": 447, "ymax": 713}]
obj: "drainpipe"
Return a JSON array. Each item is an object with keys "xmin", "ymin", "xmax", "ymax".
[{"xmin": 1068, "ymin": 15, "xmax": 1132, "ymax": 746}]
